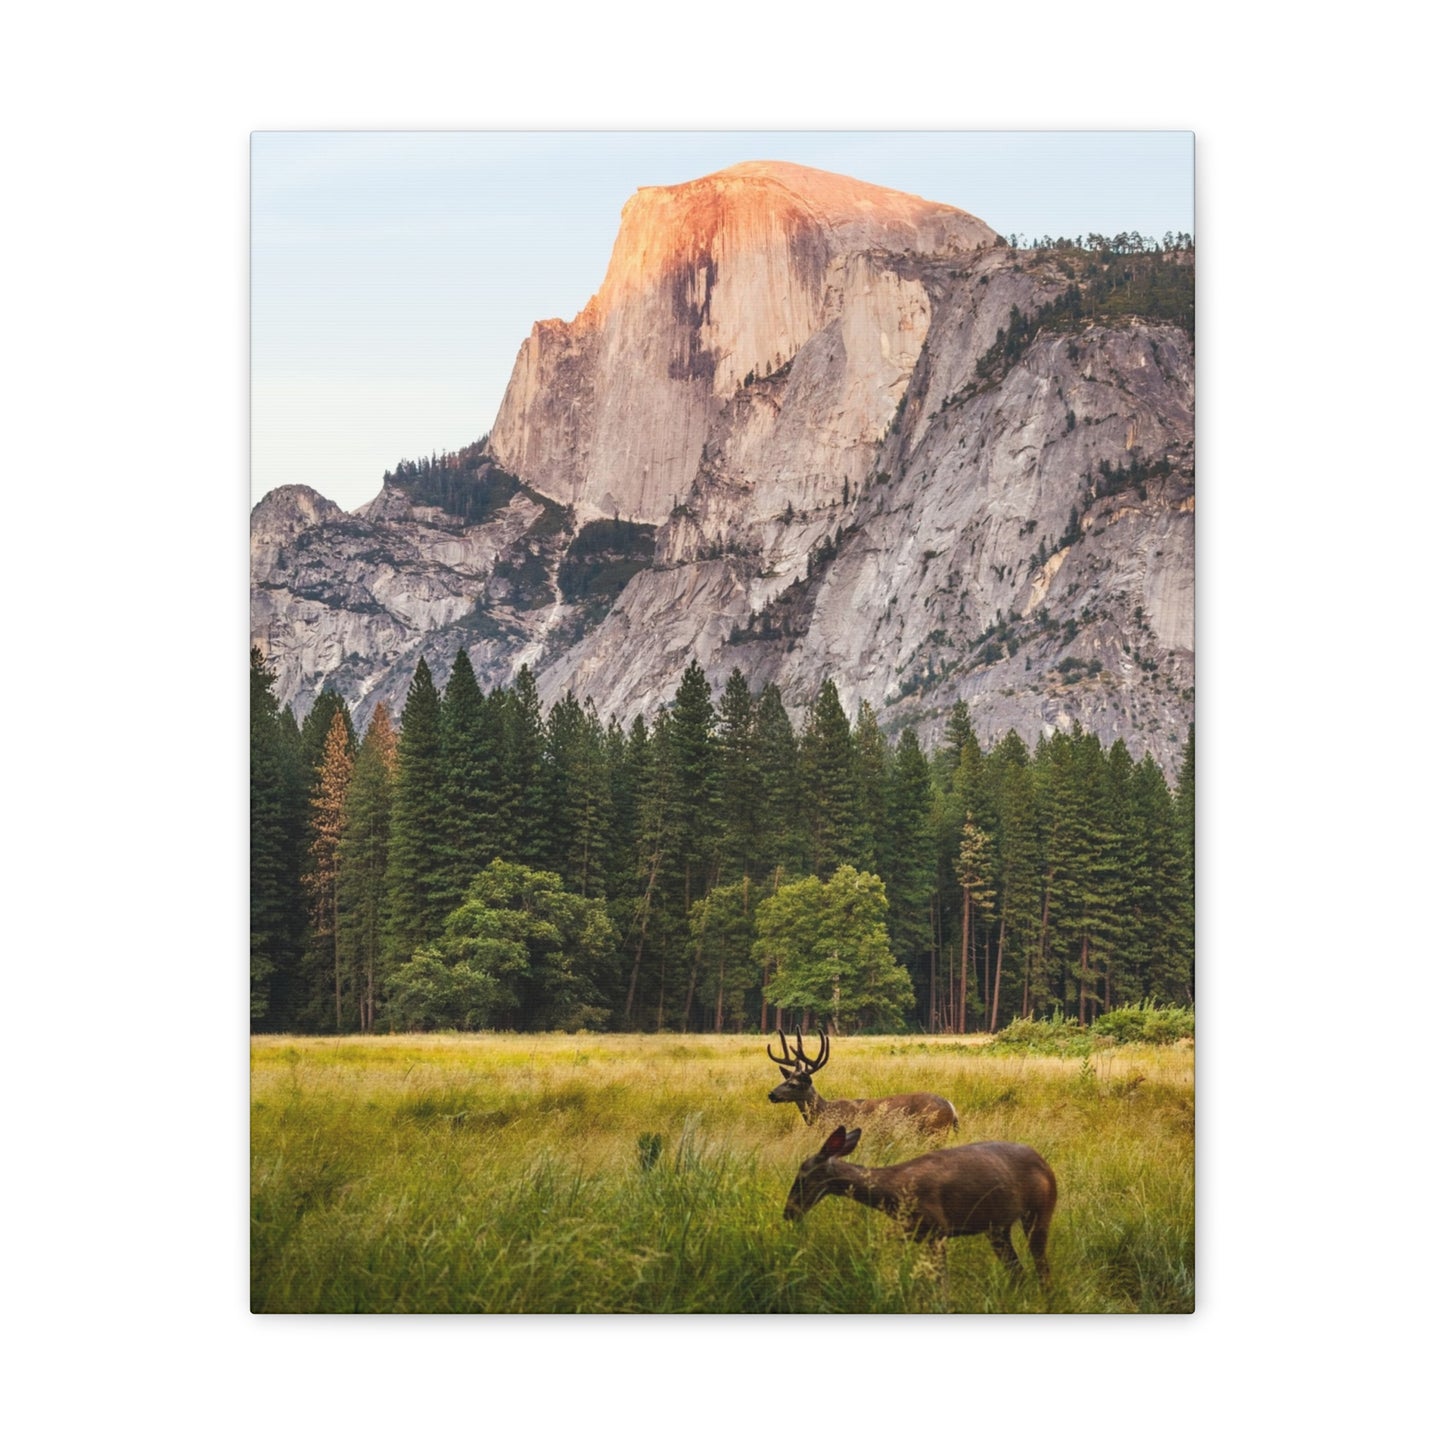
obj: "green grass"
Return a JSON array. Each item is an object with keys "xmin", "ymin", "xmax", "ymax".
[{"xmin": 251, "ymin": 1033, "xmax": 1193, "ymax": 1313}]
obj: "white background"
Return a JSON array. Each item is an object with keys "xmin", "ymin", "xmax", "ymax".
[{"xmin": 5, "ymin": 2, "xmax": 1438, "ymax": 1440}]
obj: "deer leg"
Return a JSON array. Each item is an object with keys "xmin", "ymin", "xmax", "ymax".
[
  {"xmin": 1025, "ymin": 1212, "xmax": 1052, "ymax": 1287},
  {"xmin": 987, "ymin": 1225, "xmax": 1022, "ymax": 1273}
]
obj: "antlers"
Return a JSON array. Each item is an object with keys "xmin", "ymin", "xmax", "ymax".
[{"xmin": 766, "ymin": 1028, "xmax": 830, "ymax": 1076}]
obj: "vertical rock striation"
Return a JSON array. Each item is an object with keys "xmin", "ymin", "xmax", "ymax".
[{"xmin": 487, "ymin": 161, "xmax": 996, "ymax": 525}]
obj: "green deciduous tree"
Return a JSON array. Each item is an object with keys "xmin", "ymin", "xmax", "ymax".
[
  {"xmin": 387, "ymin": 860, "xmax": 619, "ymax": 1031},
  {"xmin": 686, "ymin": 877, "xmax": 758, "ymax": 1031},
  {"xmin": 757, "ymin": 866, "xmax": 914, "ymax": 1032}
]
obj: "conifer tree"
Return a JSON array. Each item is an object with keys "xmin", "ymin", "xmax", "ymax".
[
  {"xmin": 1102, "ymin": 739, "xmax": 1146, "ymax": 1011},
  {"xmin": 337, "ymin": 704, "xmax": 397, "ymax": 1031},
  {"xmin": 716, "ymin": 668, "xmax": 760, "ymax": 883},
  {"xmin": 754, "ymin": 684, "xmax": 804, "ymax": 878},
  {"xmin": 1041, "ymin": 728, "xmax": 1119, "ymax": 1024},
  {"xmin": 543, "ymin": 693, "xmax": 612, "ymax": 898},
  {"xmin": 944, "ymin": 699, "xmax": 979, "ymax": 763},
  {"xmin": 250, "ymin": 647, "xmax": 307, "ymax": 1024},
  {"xmin": 955, "ymin": 815, "xmax": 996, "ymax": 1033},
  {"xmin": 384, "ymin": 656, "xmax": 447, "ymax": 967},
  {"xmin": 632, "ymin": 709, "xmax": 684, "ymax": 1027},
  {"xmin": 299, "ymin": 689, "xmax": 356, "ymax": 780},
  {"xmin": 272, "ymin": 704, "xmax": 310, "ymax": 1023},
  {"xmin": 1128, "ymin": 752, "xmax": 1191, "ymax": 1004},
  {"xmin": 798, "ymin": 679, "xmax": 858, "ymax": 878},
  {"xmin": 479, "ymin": 685, "xmax": 513, "ymax": 860},
  {"xmin": 882, "ymin": 727, "xmax": 939, "ymax": 1026},
  {"xmin": 993, "ymin": 732, "xmax": 1041, "ymax": 1025},
  {"xmin": 851, "ymin": 701, "xmax": 890, "ymax": 872},
  {"xmin": 1173, "ymin": 725, "xmax": 1195, "ymax": 1001},
  {"xmin": 505, "ymin": 665, "xmax": 548, "ymax": 868},
  {"xmin": 620, "ymin": 712, "xmax": 672, "ymax": 1025},
  {"xmin": 439, "ymin": 648, "xmax": 492, "ymax": 910},
  {"xmin": 305, "ymin": 711, "xmax": 355, "ymax": 1030},
  {"xmin": 604, "ymin": 714, "xmax": 645, "ymax": 901},
  {"xmin": 669, "ymin": 661, "xmax": 722, "ymax": 912}
]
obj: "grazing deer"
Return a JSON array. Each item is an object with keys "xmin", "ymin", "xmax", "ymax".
[
  {"xmin": 784, "ymin": 1124, "xmax": 1057, "ymax": 1283},
  {"xmin": 766, "ymin": 1029, "xmax": 958, "ymax": 1133}
]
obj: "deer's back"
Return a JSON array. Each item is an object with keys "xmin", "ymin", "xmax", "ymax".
[
  {"xmin": 826, "ymin": 1092, "xmax": 958, "ymax": 1132},
  {"xmin": 882, "ymin": 1141, "xmax": 1056, "ymax": 1237}
]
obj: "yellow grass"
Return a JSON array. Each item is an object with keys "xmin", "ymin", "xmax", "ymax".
[{"xmin": 251, "ymin": 1032, "xmax": 1194, "ymax": 1313}]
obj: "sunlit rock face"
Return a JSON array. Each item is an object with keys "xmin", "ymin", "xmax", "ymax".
[
  {"xmin": 486, "ymin": 161, "xmax": 997, "ymax": 526},
  {"xmin": 252, "ymin": 162, "xmax": 1194, "ymax": 774}
]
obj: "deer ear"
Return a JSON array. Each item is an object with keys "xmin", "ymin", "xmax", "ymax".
[
  {"xmin": 778, "ymin": 1065, "xmax": 792, "ymax": 1080},
  {"xmin": 822, "ymin": 1126, "xmax": 852, "ymax": 1156},
  {"xmin": 838, "ymin": 1128, "xmax": 861, "ymax": 1156}
]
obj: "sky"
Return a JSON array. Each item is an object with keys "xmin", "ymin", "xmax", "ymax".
[{"xmin": 251, "ymin": 131, "xmax": 1194, "ymax": 512}]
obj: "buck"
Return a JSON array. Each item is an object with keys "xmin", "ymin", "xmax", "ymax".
[
  {"xmin": 766, "ymin": 1029, "xmax": 958, "ymax": 1133},
  {"xmin": 784, "ymin": 1124, "xmax": 1057, "ymax": 1283}
]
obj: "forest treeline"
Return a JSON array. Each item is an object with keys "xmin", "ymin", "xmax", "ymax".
[{"xmin": 251, "ymin": 647, "xmax": 1193, "ymax": 1036}]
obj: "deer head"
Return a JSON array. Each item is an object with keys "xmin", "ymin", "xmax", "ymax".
[
  {"xmin": 766, "ymin": 1029, "xmax": 830, "ymax": 1113},
  {"xmin": 784, "ymin": 1123, "xmax": 860, "ymax": 1218}
]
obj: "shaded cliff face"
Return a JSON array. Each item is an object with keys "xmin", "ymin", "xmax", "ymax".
[
  {"xmin": 250, "ymin": 478, "xmax": 567, "ymax": 726},
  {"xmin": 251, "ymin": 163, "xmax": 1194, "ymax": 774},
  {"xmin": 486, "ymin": 161, "xmax": 996, "ymax": 526}
]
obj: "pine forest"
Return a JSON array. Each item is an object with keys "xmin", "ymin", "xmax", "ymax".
[{"xmin": 251, "ymin": 647, "xmax": 1193, "ymax": 1038}]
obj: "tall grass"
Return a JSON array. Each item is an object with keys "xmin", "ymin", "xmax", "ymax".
[{"xmin": 251, "ymin": 1033, "xmax": 1193, "ymax": 1313}]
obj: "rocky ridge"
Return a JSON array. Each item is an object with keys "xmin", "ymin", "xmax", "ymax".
[{"xmin": 251, "ymin": 161, "xmax": 1194, "ymax": 774}]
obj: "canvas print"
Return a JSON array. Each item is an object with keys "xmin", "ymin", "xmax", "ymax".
[{"xmin": 250, "ymin": 131, "xmax": 1195, "ymax": 1313}]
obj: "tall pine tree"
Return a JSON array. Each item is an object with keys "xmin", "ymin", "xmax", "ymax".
[
  {"xmin": 716, "ymin": 668, "xmax": 760, "ymax": 884},
  {"xmin": 669, "ymin": 661, "xmax": 722, "ymax": 913},
  {"xmin": 881, "ymin": 727, "xmax": 937, "ymax": 1028},
  {"xmin": 304, "ymin": 711, "xmax": 354, "ymax": 1031},
  {"xmin": 505, "ymin": 666, "xmax": 548, "ymax": 868},
  {"xmin": 439, "ymin": 648, "xmax": 493, "ymax": 910},
  {"xmin": 384, "ymin": 657, "xmax": 447, "ymax": 967},
  {"xmin": 798, "ymin": 679, "xmax": 858, "ymax": 878},
  {"xmin": 754, "ymin": 684, "xmax": 804, "ymax": 879},
  {"xmin": 851, "ymin": 700, "xmax": 890, "ymax": 872},
  {"xmin": 250, "ymin": 648, "xmax": 307, "ymax": 1025},
  {"xmin": 337, "ymin": 704, "xmax": 397, "ymax": 1032},
  {"xmin": 993, "ymin": 731, "xmax": 1041, "ymax": 1026}
]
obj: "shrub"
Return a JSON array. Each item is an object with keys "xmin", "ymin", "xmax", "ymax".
[
  {"xmin": 1091, "ymin": 1002, "xmax": 1195, "ymax": 1046},
  {"xmin": 985, "ymin": 1011, "xmax": 1092, "ymax": 1057}
]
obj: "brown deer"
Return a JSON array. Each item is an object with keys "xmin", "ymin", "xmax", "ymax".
[
  {"xmin": 766, "ymin": 1029, "xmax": 958, "ymax": 1133},
  {"xmin": 784, "ymin": 1124, "xmax": 1057, "ymax": 1283}
]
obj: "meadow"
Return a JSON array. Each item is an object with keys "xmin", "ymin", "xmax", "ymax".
[{"xmin": 251, "ymin": 1031, "xmax": 1194, "ymax": 1313}]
